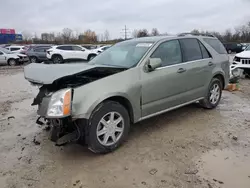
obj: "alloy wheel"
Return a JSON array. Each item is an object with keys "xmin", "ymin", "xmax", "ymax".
[
  {"xmin": 209, "ymin": 83, "xmax": 220, "ymax": 104},
  {"xmin": 96, "ymin": 112, "xmax": 124, "ymax": 146}
]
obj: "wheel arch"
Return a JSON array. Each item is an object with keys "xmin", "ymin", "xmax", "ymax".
[{"xmin": 212, "ymin": 73, "xmax": 225, "ymax": 89}]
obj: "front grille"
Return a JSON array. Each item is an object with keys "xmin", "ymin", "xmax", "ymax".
[{"xmin": 241, "ymin": 59, "xmax": 250, "ymax": 64}]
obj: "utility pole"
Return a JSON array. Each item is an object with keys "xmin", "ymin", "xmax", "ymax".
[{"xmin": 121, "ymin": 25, "xmax": 130, "ymax": 40}]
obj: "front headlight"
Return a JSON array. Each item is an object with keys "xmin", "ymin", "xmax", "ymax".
[
  {"xmin": 233, "ymin": 56, "xmax": 240, "ymax": 62},
  {"xmin": 47, "ymin": 88, "xmax": 72, "ymax": 117}
]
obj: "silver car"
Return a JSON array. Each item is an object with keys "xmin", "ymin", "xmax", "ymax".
[
  {"xmin": 0, "ymin": 47, "xmax": 29, "ymax": 66},
  {"xmin": 24, "ymin": 34, "xmax": 230, "ymax": 153}
]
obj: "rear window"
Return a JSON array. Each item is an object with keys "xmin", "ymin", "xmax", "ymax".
[
  {"xmin": 203, "ymin": 38, "xmax": 227, "ymax": 54},
  {"xmin": 179, "ymin": 38, "xmax": 202, "ymax": 62}
]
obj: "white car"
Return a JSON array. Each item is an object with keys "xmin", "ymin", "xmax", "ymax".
[
  {"xmin": 91, "ymin": 45, "xmax": 111, "ymax": 54},
  {"xmin": 0, "ymin": 47, "xmax": 29, "ymax": 66},
  {"xmin": 232, "ymin": 45, "xmax": 250, "ymax": 76},
  {"xmin": 5, "ymin": 45, "xmax": 27, "ymax": 54},
  {"xmin": 46, "ymin": 45, "xmax": 98, "ymax": 64}
]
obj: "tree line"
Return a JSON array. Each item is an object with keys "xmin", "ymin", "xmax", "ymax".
[{"xmin": 20, "ymin": 20, "xmax": 250, "ymax": 44}]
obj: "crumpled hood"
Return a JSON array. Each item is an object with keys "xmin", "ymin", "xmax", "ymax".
[
  {"xmin": 24, "ymin": 63, "xmax": 106, "ymax": 85},
  {"xmin": 236, "ymin": 51, "xmax": 250, "ymax": 58}
]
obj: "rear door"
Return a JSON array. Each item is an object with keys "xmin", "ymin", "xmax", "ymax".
[
  {"xmin": 179, "ymin": 38, "xmax": 213, "ymax": 99},
  {"xmin": 34, "ymin": 47, "xmax": 49, "ymax": 60},
  {"xmin": 57, "ymin": 46, "xmax": 74, "ymax": 59}
]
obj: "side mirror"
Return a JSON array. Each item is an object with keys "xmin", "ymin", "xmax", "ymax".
[
  {"xmin": 81, "ymin": 49, "xmax": 85, "ymax": 52},
  {"xmin": 145, "ymin": 58, "xmax": 162, "ymax": 72}
]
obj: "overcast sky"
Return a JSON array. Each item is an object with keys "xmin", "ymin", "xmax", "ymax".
[{"xmin": 0, "ymin": 0, "xmax": 250, "ymax": 39}]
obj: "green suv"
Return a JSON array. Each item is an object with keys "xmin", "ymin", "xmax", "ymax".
[{"xmin": 24, "ymin": 33, "xmax": 229, "ymax": 153}]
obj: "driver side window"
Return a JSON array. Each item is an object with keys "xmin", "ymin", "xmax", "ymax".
[{"xmin": 151, "ymin": 40, "xmax": 182, "ymax": 67}]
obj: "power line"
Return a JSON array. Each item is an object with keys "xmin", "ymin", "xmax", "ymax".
[{"xmin": 121, "ymin": 25, "xmax": 130, "ymax": 40}]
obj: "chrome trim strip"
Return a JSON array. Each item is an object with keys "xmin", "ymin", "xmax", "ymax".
[{"xmin": 139, "ymin": 97, "xmax": 204, "ymax": 121}]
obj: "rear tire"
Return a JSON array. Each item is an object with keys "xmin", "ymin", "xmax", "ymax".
[
  {"xmin": 52, "ymin": 55, "xmax": 63, "ymax": 64},
  {"xmin": 85, "ymin": 101, "xmax": 130, "ymax": 154},
  {"xmin": 199, "ymin": 78, "xmax": 222, "ymax": 109},
  {"xmin": 8, "ymin": 59, "xmax": 17, "ymax": 66}
]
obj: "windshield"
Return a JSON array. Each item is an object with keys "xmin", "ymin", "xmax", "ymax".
[
  {"xmin": 0, "ymin": 47, "xmax": 12, "ymax": 54},
  {"xmin": 90, "ymin": 41, "xmax": 153, "ymax": 68},
  {"xmin": 245, "ymin": 45, "xmax": 250, "ymax": 51}
]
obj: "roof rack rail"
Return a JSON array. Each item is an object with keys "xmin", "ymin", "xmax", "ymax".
[{"xmin": 177, "ymin": 33, "xmax": 215, "ymax": 38}]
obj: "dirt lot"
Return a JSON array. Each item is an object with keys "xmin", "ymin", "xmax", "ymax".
[{"xmin": 0, "ymin": 65, "xmax": 250, "ymax": 188}]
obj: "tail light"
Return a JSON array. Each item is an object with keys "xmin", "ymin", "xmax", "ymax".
[{"xmin": 47, "ymin": 50, "xmax": 51, "ymax": 55}]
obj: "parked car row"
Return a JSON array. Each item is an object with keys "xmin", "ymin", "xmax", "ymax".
[{"xmin": 1, "ymin": 44, "xmax": 111, "ymax": 65}]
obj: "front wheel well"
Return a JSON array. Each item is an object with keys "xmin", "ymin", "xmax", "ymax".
[
  {"xmin": 103, "ymin": 96, "xmax": 134, "ymax": 123},
  {"xmin": 213, "ymin": 74, "xmax": 225, "ymax": 89}
]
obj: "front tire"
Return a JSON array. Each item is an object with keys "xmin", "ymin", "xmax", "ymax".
[
  {"xmin": 85, "ymin": 101, "xmax": 130, "ymax": 154},
  {"xmin": 200, "ymin": 78, "xmax": 222, "ymax": 109},
  {"xmin": 8, "ymin": 59, "xmax": 17, "ymax": 66}
]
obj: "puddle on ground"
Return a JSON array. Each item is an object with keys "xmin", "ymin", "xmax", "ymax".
[{"xmin": 198, "ymin": 149, "xmax": 250, "ymax": 188}]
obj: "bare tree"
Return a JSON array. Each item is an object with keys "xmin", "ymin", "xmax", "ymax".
[
  {"xmin": 104, "ymin": 30, "xmax": 110, "ymax": 41},
  {"xmin": 61, "ymin": 28, "xmax": 73, "ymax": 42},
  {"xmin": 151, "ymin": 28, "xmax": 160, "ymax": 36},
  {"xmin": 83, "ymin": 29, "xmax": 97, "ymax": 43},
  {"xmin": 137, "ymin": 29, "xmax": 149, "ymax": 38}
]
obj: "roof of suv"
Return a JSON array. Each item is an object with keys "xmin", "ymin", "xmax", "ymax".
[{"xmin": 127, "ymin": 34, "xmax": 216, "ymax": 43}]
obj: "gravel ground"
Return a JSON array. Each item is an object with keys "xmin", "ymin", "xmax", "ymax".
[{"xmin": 1, "ymin": 62, "xmax": 250, "ymax": 188}]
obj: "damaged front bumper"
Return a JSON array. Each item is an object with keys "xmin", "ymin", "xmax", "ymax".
[{"xmin": 33, "ymin": 88, "xmax": 82, "ymax": 146}]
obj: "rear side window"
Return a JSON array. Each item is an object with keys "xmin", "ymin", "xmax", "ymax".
[
  {"xmin": 57, "ymin": 46, "xmax": 73, "ymax": 50},
  {"xmin": 179, "ymin": 39, "xmax": 202, "ymax": 62},
  {"xmin": 72, "ymin": 46, "xmax": 82, "ymax": 51},
  {"xmin": 34, "ymin": 47, "xmax": 50, "ymax": 52},
  {"xmin": 203, "ymin": 38, "xmax": 227, "ymax": 54},
  {"xmin": 199, "ymin": 42, "xmax": 211, "ymax": 59},
  {"xmin": 10, "ymin": 47, "xmax": 20, "ymax": 51}
]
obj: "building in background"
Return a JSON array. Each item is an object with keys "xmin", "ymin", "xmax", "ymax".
[{"xmin": 0, "ymin": 28, "xmax": 23, "ymax": 44}]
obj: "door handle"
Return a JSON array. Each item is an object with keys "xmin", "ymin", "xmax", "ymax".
[
  {"xmin": 177, "ymin": 68, "xmax": 186, "ymax": 73},
  {"xmin": 208, "ymin": 62, "xmax": 214, "ymax": 66}
]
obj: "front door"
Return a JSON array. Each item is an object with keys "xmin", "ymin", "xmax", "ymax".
[{"xmin": 141, "ymin": 39, "xmax": 189, "ymax": 117}]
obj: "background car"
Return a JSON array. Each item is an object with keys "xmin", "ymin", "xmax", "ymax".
[
  {"xmin": 92, "ymin": 45, "xmax": 111, "ymax": 54},
  {"xmin": 223, "ymin": 43, "xmax": 244, "ymax": 54},
  {"xmin": 46, "ymin": 45, "xmax": 98, "ymax": 64},
  {"xmin": 5, "ymin": 45, "xmax": 27, "ymax": 54},
  {"xmin": 0, "ymin": 47, "xmax": 28, "ymax": 66},
  {"xmin": 26, "ymin": 46, "xmax": 52, "ymax": 63}
]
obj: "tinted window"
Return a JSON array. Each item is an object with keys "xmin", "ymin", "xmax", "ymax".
[
  {"xmin": 179, "ymin": 39, "xmax": 202, "ymax": 62},
  {"xmin": 10, "ymin": 47, "xmax": 20, "ymax": 51},
  {"xmin": 34, "ymin": 47, "xmax": 50, "ymax": 52},
  {"xmin": 72, "ymin": 46, "xmax": 82, "ymax": 51},
  {"xmin": 151, "ymin": 40, "xmax": 182, "ymax": 67},
  {"xmin": 203, "ymin": 38, "xmax": 227, "ymax": 54},
  {"xmin": 0, "ymin": 51, "xmax": 3, "ymax": 55},
  {"xmin": 199, "ymin": 42, "xmax": 211, "ymax": 59},
  {"xmin": 57, "ymin": 46, "xmax": 72, "ymax": 50}
]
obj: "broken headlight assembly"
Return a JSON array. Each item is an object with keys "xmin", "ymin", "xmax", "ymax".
[{"xmin": 47, "ymin": 88, "xmax": 72, "ymax": 118}]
